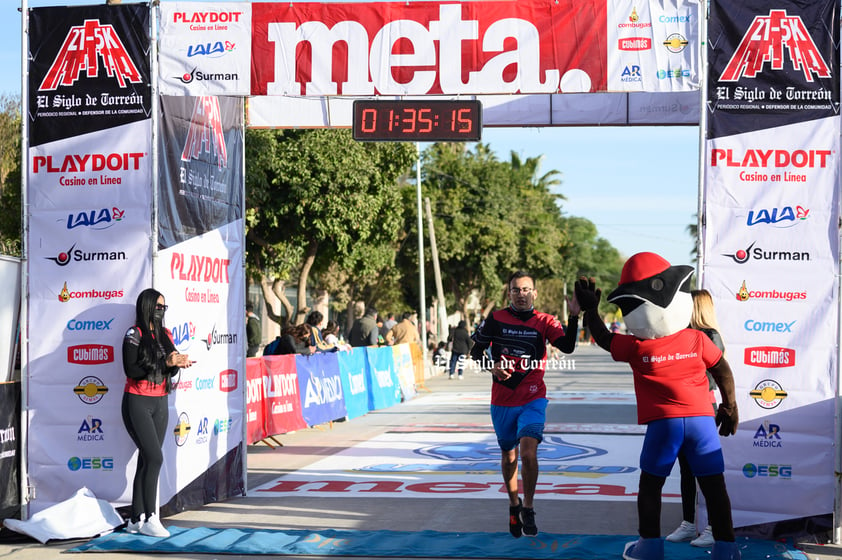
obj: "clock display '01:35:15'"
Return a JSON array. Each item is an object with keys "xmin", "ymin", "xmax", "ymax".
[{"xmin": 352, "ymin": 100, "xmax": 482, "ymax": 142}]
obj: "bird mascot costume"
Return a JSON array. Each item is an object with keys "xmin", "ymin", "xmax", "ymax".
[{"xmin": 574, "ymin": 252, "xmax": 741, "ymax": 560}]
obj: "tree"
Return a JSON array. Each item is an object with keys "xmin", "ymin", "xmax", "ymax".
[
  {"xmin": 244, "ymin": 129, "xmax": 416, "ymax": 326},
  {"xmin": 0, "ymin": 95, "xmax": 21, "ymax": 256}
]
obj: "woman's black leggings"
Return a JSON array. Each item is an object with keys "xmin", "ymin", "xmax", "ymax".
[{"xmin": 122, "ymin": 392, "xmax": 168, "ymax": 521}]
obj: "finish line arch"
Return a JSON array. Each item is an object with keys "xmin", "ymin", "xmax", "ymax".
[{"xmin": 19, "ymin": 0, "xmax": 839, "ymax": 541}]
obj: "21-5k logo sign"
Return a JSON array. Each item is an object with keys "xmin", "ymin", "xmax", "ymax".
[{"xmin": 720, "ymin": 10, "xmax": 831, "ymax": 82}]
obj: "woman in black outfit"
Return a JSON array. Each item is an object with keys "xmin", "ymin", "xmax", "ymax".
[{"xmin": 121, "ymin": 288, "xmax": 192, "ymax": 538}]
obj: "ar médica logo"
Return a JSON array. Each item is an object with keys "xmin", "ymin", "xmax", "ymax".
[
  {"xmin": 39, "ymin": 19, "xmax": 142, "ymax": 91},
  {"xmin": 720, "ymin": 10, "xmax": 831, "ymax": 82}
]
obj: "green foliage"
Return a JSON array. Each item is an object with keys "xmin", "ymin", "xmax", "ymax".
[
  {"xmin": 0, "ymin": 95, "xmax": 21, "ymax": 256},
  {"xmin": 244, "ymin": 128, "xmax": 416, "ymax": 309}
]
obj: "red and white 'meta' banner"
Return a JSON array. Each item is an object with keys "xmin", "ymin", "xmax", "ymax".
[
  {"xmin": 701, "ymin": 0, "xmax": 839, "ymax": 529},
  {"xmin": 158, "ymin": 0, "xmax": 702, "ymax": 127}
]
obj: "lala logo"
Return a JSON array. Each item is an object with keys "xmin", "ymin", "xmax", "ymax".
[
  {"xmin": 720, "ymin": 10, "xmax": 832, "ymax": 82},
  {"xmin": 39, "ymin": 19, "xmax": 142, "ymax": 91}
]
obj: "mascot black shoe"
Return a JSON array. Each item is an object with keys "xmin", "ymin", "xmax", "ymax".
[{"xmin": 575, "ymin": 252, "xmax": 740, "ymax": 560}]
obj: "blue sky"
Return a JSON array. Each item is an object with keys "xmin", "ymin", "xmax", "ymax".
[{"xmin": 3, "ymin": 0, "xmax": 701, "ymax": 267}]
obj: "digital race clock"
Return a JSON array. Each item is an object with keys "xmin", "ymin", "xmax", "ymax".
[{"xmin": 352, "ymin": 100, "xmax": 482, "ymax": 142}]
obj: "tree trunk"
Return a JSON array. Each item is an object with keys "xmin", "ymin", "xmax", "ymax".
[
  {"xmin": 261, "ymin": 277, "xmax": 293, "ymax": 328},
  {"xmin": 295, "ymin": 239, "xmax": 319, "ymax": 325}
]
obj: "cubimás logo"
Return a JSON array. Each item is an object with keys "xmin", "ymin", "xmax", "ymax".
[
  {"xmin": 68, "ymin": 344, "xmax": 114, "ymax": 365},
  {"xmin": 720, "ymin": 10, "xmax": 831, "ymax": 82},
  {"xmin": 74, "ymin": 376, "xmax": 108, "ymax": 404},
  {"xmin": 619, "ymin": 37, "xmax": 651, "ymax": 51},
  {"xmin": 749, "ymin": 379, "xmax": 787, "ymax": 409},
  {"xmin": 39, "ymin": 19, "xmax": 142, "ymax": 91},
  {"xmin": 722, "ymin": 241, "xmax": 809, "ymax": 264},
  {"xmin": 744, "ymin": 346, "xmax": 795, "ymax": 368}
]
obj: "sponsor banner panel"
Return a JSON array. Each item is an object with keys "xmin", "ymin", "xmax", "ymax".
[
  {"xmin": 703, "ymin": 120, "xmax": 839, "ymax": 209},
  {"xmin": 295, "ymin": 353, "xmax": 347, "ymax": 427},
  {"xmin": 706, "ymin": 0, "xmax": 839, "ymax": 139},
  {"xmin": 0, "ymin": 382, "xmax": 20, "ymax": 518},
  {"xmin": 719, "ymin": 400, "xmax": 835, "ymax": 527},
  {"xmin": 366, "ymin": 346, "xmax": 401, "ymax": 410},
  {"xmin": 701, "ymin": 262, "xmax": 838, "ymax": 350},
  {"xmin": 28, "ymin": 4, "xmax": 151, "ymax": 147},
  {"xmin": 28, "ymin": 122, "xmax": 153, "ymax": 211},
  {"xmin": 702, "ymin": 219, "xmax": 837, "ymax": 270},
  {"xmin": 337, "ymin": 348, "xmax": 370, "ymax": 421},
  {"xmin": 155, "ymin": 220, "xmax": 245, "ymax": 506},
  {"xmin": 606, "ymin": 0, "xmax": 700, "ymax": 92},
  {"xmin": 245, "ymin": 357, "xmax": 268, "ymax": 443},
  {"xmin": 250, "ymin": 431, "xmax": 671, "ymax": 501},
  {"xmin": 251, "ymin": 0, "xmax": 609, "ymax": 96},
  {"xmin": 159, "ymin": 2, "xmax": 252, "ymax": 96},
  {"xmin": 262, "ymin": 354, "xmax": 307, "ymax": 436},
  {"xmin": 703, "ymin": 203, "xmax": 832, "ymax": 264},
  {"xmin": 391, "ymin": 344, "xmax": 417, "ymax": 402},
  {"xmin": 158, "ymin": 96, "xmax": 244, "ymax": 249}
]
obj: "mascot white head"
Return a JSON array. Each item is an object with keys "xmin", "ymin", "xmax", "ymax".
[{"xmin": 608, "ymin": 252, "xmax": 694, "ymax": 340}]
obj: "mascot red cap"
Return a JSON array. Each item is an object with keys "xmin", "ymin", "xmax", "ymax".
[{"xmin": 608, "ymin": 252, "xmax": 694, "ymax": 340}]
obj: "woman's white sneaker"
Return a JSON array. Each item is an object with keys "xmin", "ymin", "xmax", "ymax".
[
  {"xmin": 125, "ymin": 514, "xmax": 144, "ymax": 534},
  {"xmin": 690, "ymin": 525, "xmax": 714, "ymax": 547},
  {"xmin": 139, "ymin": 513, "xmax": 170, "ymax": 538},
  {"xmin": 665, "ymin": 520, "xmax": 696, "ymax": 542}
]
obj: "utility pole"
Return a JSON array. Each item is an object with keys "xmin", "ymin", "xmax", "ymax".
[{"xmin": 425, "ymin": 197, "xmax": 448, "ymax": 343}]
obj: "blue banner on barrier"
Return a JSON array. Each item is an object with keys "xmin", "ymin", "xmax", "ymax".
[
  {"xmin": 365, "ymin": 346, "xmax": 401, "ymax": 410},
  {"xmin": 295, "ymin": 353, "xmax": 347, "ymax": 426},
  {"xmin": 338, "ymin": 348, "xmax": 370, "ymax": 420}
]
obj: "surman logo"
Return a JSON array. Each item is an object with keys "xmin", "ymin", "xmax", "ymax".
[
  {"xmin": 720, "ymin": 10, "xmax": 832, "ymax": 82},
  {"xmin": 39, "ymin": 19, "xmax": 142, "ymax": 91},
  {"xmin": 181, "ymin": 96, "xmax": 227, "ymax": 169}
]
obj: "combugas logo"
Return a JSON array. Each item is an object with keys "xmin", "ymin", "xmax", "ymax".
[
  {"xmin": 749, "ymin": 379, "xmax": 787, "ymax": 409},
  {"xmin": 181, "ymin": 96, "xmax": 228, "ymax": 169},
  {"xmin": 39, "ymin": 19, "xmax": 142, "ymax": 91},
  {"xmin": 720, "ymin": 10, "xmax": 831, "ymax": 82},
  {"xmin": 735, "ymin": 281, "xmax": 806, "ymax": 302}
]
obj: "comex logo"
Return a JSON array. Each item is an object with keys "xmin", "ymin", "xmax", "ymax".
[{"xmin": 39, "ymin": 19, "xmax": 142, "ymax": 91}]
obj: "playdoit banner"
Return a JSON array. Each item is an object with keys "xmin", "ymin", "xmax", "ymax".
[
  {"xmin": 156, "ymin": 94, "xmax": 246, "ymax": 514},
  {"xmin": 25, "ymin": 3, "xmax": 153, "ymax": 515},
  {"xmin": 701, "ymin": 0, "xmax": 839, "ymax": 529}
]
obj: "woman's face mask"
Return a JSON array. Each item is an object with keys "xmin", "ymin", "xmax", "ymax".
[{"xmin": 153, "ymin": 309, "xmax": 165, "ymax": 323}]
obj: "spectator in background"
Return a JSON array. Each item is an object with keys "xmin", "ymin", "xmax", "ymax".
[
  {"xmin": 305, "ymin": 310, "xmax": 336, "ymax": 352},
  {"xmin": 384, "ymin": 311, "xmax": 420, "ymax": 346},
  {"xmin": 268, "ymin": 324, "xmax": 314, "ymax": 356},
  {"xmin": 349, "ymin": 306, "xmax": 379, "ymax": 347},
  {"xmin": 447, "ymin": 320, "xmax": 473, "ymax": 380},
  {"xmin": 246, "ymin": 301, "xmax": 261, "ymax": 357},
  {"xmin": 432, "ymin": 341, "xmax": 448, "ymax": 370},
  {"xmin": 382, "ymin": 312, "xmax": 397, "ymax": 333},
  {"xmin": 323, "ymin": 321, "xmax": 351, "ymax": 351}
]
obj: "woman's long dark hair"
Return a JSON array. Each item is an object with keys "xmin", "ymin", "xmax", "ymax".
[{"xmin": 135, "ymin": 288, "xmax": 167, "ymax": 376}]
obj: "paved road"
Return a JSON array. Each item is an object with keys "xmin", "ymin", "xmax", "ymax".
[{"xmin": 1, "ymin": 344, "xmax": 839, "ymax": 559}]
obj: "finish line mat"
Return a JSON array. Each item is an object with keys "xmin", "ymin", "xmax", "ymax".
[{"xmin": 68, "ymin": 527, "xmax": 808, "ymax": 559}]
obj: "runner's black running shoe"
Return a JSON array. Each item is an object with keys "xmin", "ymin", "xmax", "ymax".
[
  {"xmin": 521, "ymin": 506, "xmax": 537, "ymax": 536},
  {"xmin": 509, "ymin": 499, "xmax": 523, "ymax": 538}
]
